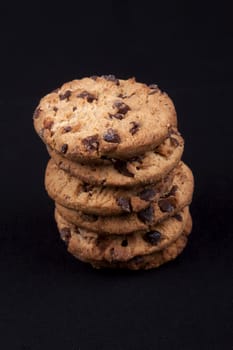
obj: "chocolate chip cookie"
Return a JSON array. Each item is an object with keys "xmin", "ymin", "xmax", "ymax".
[
  {"xmin": 45, "ymin": 158, "xmax": 175, "ymax": 216},
  {"xmin": 55, "ymin": 162, "xmax": 194, "ymax": 234},
  {"xmin": 34, "ymin": 74, "xmax": 194, "ymax": 271},
  {"xmin": 90, "ymin": 214, "xmax": 192, "ymax": 270},
  {"xmin": 55, "ymin": 206, "xmax": 191, "ymax": 264},
  {"xmin": 34, "ymin": 76, "xmax": 177, "ymax": 163},
  {"xmin": 48, "ymin": 129, "xmax": 184, "ymax": 187}
]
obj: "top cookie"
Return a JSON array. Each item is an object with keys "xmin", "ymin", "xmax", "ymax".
[{"xmin": 33, "ymin": 75, "xmax": 177, "ymax": 162}]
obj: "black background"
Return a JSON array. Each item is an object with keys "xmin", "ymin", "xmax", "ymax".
[{"xmin": 1, "ymin": 1, "xmax": 233, "ymax": 349}]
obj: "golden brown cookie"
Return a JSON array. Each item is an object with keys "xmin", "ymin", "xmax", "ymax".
[
  {"xmin": 55, "ymin": 207, "xmax": 191, "ymax": 267},
  {"xmin": 33, "ymin": 76, "xmax": 177, "ymax": 163},
  {"xmin": 55, "ymin": 162, "xmax": 194, "ymax": 234},
  {"xmin": 45, "ymin": 158, "xmax": 175, "ymax": 216},
  {"xmin": 90, "ymin": 215, "xmax": 192, "ymax": 270},
  {"xmin": 48, "ymin": 129, "xmax": 184, "ymax": 187}
]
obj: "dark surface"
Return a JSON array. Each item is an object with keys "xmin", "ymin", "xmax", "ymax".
[{"xmin": 0, "ymin": 1, "xmax": 232, "ymax": 349}]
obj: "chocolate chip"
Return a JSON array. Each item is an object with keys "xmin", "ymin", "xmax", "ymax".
[
  {"xmin": 149, "ymin": 84, "xmax": 159, "ymax": 89},
  {"xmin": 158, "ymin": 198, "xmax": 176, "ymax": 213},
  {"xmin": 143, "ymin": 231, "xmax": 161, "ymax": 245},
  {"xmin": 63, "ymin": 126, "xmax": 72, "ymax": 133},
  {"xmin": 77, "ymin": 91, "xmax": 97, "ymax": 103},
  {"xmin": 109, "ymin": 113, "xmax": 124, "ymax": 120},
  {"xmin": 33, "ymin": 107, "xmax": 41, "ymax": 119},
  {"xmin": 59, "ymin": 90, "xmax": 72, "ymax": 101},
  {"xmin": 121, "ymin": 239, "xmax": 128, "ymax": 247},
  {"xmin": 53, "ymin": 106, "xmax": 58, "ymax": 113},
  {"xmin": 103, "ymin": 128, "xmax": 121, "ymax": 143},
  {"xmin": 131, "ymin": 255, "xmax": 144, "ymax": 264},
  {"xmin": 148, "ymin": 84, "xmax": 159, "ymax": 95},
  {"xmin": 100, "ymin": 155, "xmax": 109, "ymax": 160},
  {"xmin": 170, "ymin": 137, "xmax": 179, "ymax": 147},
  {"xmin": 116, "ymin": 197, "xmax": 131, "ymax": 213},
  {"xmin": 129, "ymin": 121, "xmax": 139, "ymax": 135},
  {"xmin": 110, "ymin": 247, "xmax": 115, "ymax": 258},
  {"xmin": 138, "ymin": 188, "xmax": 156, "ymax": 201},
  {"xmin": 81, "ymin": 213, "xmax": 98, "ymax": 222},
  {"xmin": 102, "ymin": 74, "xmax": 119, "ymax": 85},
  {"xmin": 90, "ymin": 75, "xmax": 98, "ymax": 80},
  {"xmin": 137, "ymin": 204, "xmax": 154, "ymax": 223},
  {"xmin": 128, "ymin": 156, "xmax": 143, "ymax": 164},
  {"xmin": 83, "ymin": 183, "xmax": 94, "ymax": 192},
  {"xmin": 113, "ymin": 159, "xmax": 134, "ymax": 177},
  {"xmin": 165, "ymin": 185, "xmax": 178, "ymax": 197},
  {"xmin": 173, "ymin": 213, "xmax": 182, "ymax": 221},
  {"xmin": 61, "ymin": 144, "xmax": 68, "ymax": 154},
  {"xmin": 60, "ymin": 227, "xmax": 71, "ymax": 244},
  {"xmin": 43, "ymin": 119, "xmax": 53, "ymax": 130},
  {"xmin": 73, "ymin": 106, "xmax": 77, "ymax": 111},
  {"xmin": 168, "ymin": 127, "xmax": 179, "ymax": 136},
  {"xmin": 82, "ymin": 135, "xmax": 99, "ymax": 152},
  {"xmin": 113, "ymin": 101, "xmax": 130, "ymax": 114}
]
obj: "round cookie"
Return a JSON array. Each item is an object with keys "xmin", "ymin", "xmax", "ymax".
[
  {"xmin": 48, "ymin": 129, "xmax": 184, "ymax": 188},
  {"xmin": 87, "ymin": 215, "xmax": 192, "ymax": 270},
  {"xmin": 33, "ymin": 76, "xmax": 177, "ymax": 163},
  {"xmin": 55, "ymin": 207, "xmax": 190, "ymax": 263},
  {"xmin": 55, "ymin": 162, "xmax": 194, "ymax": 235},
  {"xmin": 45, "ymin": 158, "xmax": 175, "ymax": 216}
]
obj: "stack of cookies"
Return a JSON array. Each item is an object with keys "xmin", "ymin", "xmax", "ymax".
[{"xmin": 33, "ymin": 75, "xmax": 194, "ymax": 270}]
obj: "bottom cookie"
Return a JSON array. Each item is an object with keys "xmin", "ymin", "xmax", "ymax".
[
  {"xmin": 90, "ymin": 215, "xmax": 192, "ymax": 270},
  {"xmin": 56, "ymin": 210, "xmax": 192, "ymax": 270}
]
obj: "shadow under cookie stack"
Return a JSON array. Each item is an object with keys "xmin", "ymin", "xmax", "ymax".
[{"xmin": 33, "ymin": 75, "xmax": 194, "ymax": 270}]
